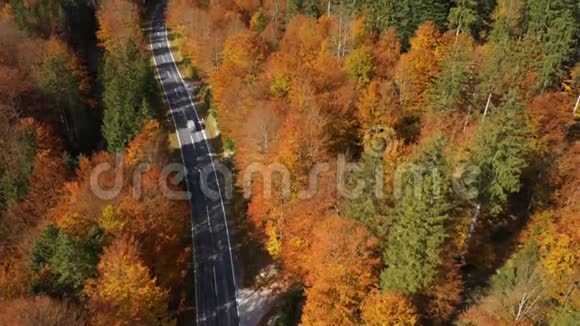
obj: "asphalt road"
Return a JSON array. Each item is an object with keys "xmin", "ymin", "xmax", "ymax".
[{"xmin": 149, "ymin": 3, "xmax": 240, "ymax": 325}]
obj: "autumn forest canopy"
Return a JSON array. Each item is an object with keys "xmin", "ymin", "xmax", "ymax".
[{"xmin": 0, "ymin": 0, "xmax": 579, "ymax": 325}]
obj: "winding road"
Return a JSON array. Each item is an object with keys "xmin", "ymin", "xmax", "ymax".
[{"xmin": 149, "ymin": 3, "xmax": 240, "ymax": 325}]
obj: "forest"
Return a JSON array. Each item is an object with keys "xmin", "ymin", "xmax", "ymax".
[{"xmin": 0, "ymin": 0, "xmax": 578, "ymax": 325}]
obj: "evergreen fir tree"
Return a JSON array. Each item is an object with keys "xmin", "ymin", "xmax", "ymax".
[
  {"xmin": 9, "ymin": 0, "xmax": 61, "ymax": 37},
  {"xmin": 30, "ymin": 225, "xmax": 103, "ymax": 296},
  {"xmin": 286, "ymin": 0, "xmax": 321, "ymax": 19},
  {"xmin": 38, "ymin": 55, "xmax": 90, "ymax": 152},
  {"xmin": 448, "ymin": 0, "xmax": 497, "ymax": 40},
  {"xmin": 102, "ymin": 40, "xmax": 156, "ymax": 152},
  {"xmin": 469, "ymin": 90, "xmax": 534, "ymax": 215},
  {"xmin": 363, "ymin": 0, "xmax": 451, "ymax": 46},
  {"xmin": 102, "ymin": 55, "xmax": 125, "ymax": 152},
  {"xmin": 447, "ymin": 0, "xmax": 479, "ymax": 36},
  {"xmin": 430, "ymin": 34, "xmax": 475, "ymax": 113},
  {"xmin": 524, "ymin": 0, "xmax": 578, "ymax": 91},
  {"xmin": 343, "ymin": 153, "xmax": 392, "ymax": 239},
  {"xmin": 380, "ymin": 135, "xmax": 454, "ymax": 295},
  {"xmin": 476, "ymin": 0, "xmax": 539, "ymax": 106}
]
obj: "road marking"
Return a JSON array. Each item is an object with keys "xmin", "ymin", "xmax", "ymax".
[
  {"xmin": 161, "ymin": 55, "xmax": 166, "ymax": 63},
  {"xmin": 213, "ymin": 266, "xmax": 218, "ymax": 297},
  {"xmin": 206, "ymin": 203, "xmax": 212, "ymax": 232},
  {"xmin": 195, "ymin": 152, "xmax": 217, "ymax": 161},
  {"xmin": 152, "ymin": 4, "xmax": 240, "ymax": 321},
  {"xmin": 197, "ymin": 310, "xmax": 218, "ymax": 322},
  {"xmin": 149, "ymin": 9, "xmax": 200, "ymax": 325},
  {"xmin": 165, "ymin": 71, "xmax": 171, "ymax": 80},
  {"xmin": 162, "ymin": 29, "xmax": 240, "ymax": 311}
]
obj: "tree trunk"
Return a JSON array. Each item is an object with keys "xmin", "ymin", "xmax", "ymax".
[{"xmin": 483, "ymin": 93, "xmax": 492, "ymax": 118}]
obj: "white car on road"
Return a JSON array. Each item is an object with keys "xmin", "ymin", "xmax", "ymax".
[{"xmin": 187, "ymin": 120, "xmax": 195, "ymax": 132}]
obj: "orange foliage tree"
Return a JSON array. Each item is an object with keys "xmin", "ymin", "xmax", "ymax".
[
  {"xmin": 96, "ymin": 0, "xmax": 141, "ymax": 53},
  {"xmin": 167, "ymin": 0, "xmax": 246, "ymax": 74},
  {"xmin": 357, "ymin": 80, "xmax": 400, "ymax": 133},
  {"xmin": 209, "ymin": 31, "xmax": 267, "ymax": 137},
  {"xmin": 51, "ymin": 151, "xmax": 117, "ymax": 237},
  {"xmin": 233, "ymin": 99, "xmax": 286, "ymax": 174},
  {"xmin": 527, "ymin": 92, "xmax": 575, "ymax": 154},
  {"xmin": 424, "ymin": 259, "xmax": 464, "ymax": 323},
  {"xmin": 0, "ymin": 13, "xmax": 44, "ymax": 81},
  {"xmin": 373, "ymin": 28, "xmax": 401, "ymax": 80},
  {"xmin": 49, "ymin": 123, "xmax": 188, "ymax": 290},
  {"xmin": 0, "ymin": 296, "xmax": 86, "ymax": 325},
  {"xmin": 166, "ymin": 0, "xmax": 210, "ymax": 69},
  {"xmin": 277, "ymin": 170, "xmax": 336, "ymax": 277},
  {"xmin": 124, "ymin": 120, "xmax": 169, "ymax": 167},
  {"xmin": 300, "ymin": 217, "xmax": 380, "ymax": 325},
  {"xmin": 396, "ymin": 21, "xmax": 440, "ymax": 115},
  {"xmin": 115, "ymin": 165, "xmax": 189, "ymax": 289},
  {"xmin": 221, "ymin": 31, "xmax": 267, "ymax": 75}
]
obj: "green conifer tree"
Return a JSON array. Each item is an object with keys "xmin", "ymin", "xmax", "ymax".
[
  {"xmin": 447, "ymin": 0, "xmax": 496, "ymax": 39},
  {"xmin": 429, "ymin": 34, "xmax": 475, "ymax": 113},
  {"xmin": 343, "ymin": 153, "xmax": 392, "ymax": 239},
  {"xmin": 30, "ymin": 225, "xmax": 103, "ymax": 296},
  {"xmin": 102, "ymin": 40, "xmax": 156, "ymax": 152},
  {"xmin": 38, "ymin": 55, "xmax": 91, "ymax": 152},
  {"xmin": 9, "ymin": 0, "xmax": 61, "ymax": 37},
  {"xmin": 380, "ymin": 135, "xmax": 454, "ymax": 295},
  {"xmin": 363, "ymin": 0, "xmax": 450, "ymax": 45},
  {"xmin": 524, "ymin": 0, "xmax": 578, "ymax": 91},
  {"xmin": 476, "ymin": 0, "xmax": 538, "ymax": 106},
  {"xmin": 102, "ymin": 55, "xmax": 125, "ymax": 152},
  {"xmin": 469, "ymin": 90, "xmax": 534, "ymax": 215}
]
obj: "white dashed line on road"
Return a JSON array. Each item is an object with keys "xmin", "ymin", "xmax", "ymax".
[
  {"xmin": 206, "ymin": 203, "xmax": 212, "ymax": 232},
  {"xmin": 213, "ymin": 266, "xmax": 218, "ymax": 297}
]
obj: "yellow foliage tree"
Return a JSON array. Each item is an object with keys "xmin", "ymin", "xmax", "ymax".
[
  {"xmin": 222, "ymin": 31, "xmax": 266, "ymax": 76},
  {"xmin": 97, "ymin": 204, "xmax": 123, "ymax": 235},
  {"xmin": 345, "ymin": 46, "xmax": 374, "ymax": 86},
  {"xmin": 541, "ymin": 230, "xmax": 576, "ymax": 277},
  {"xmin": 361, "ymin": 290, "xmax": 419, "ymax": 326},
  {"xmin": 265, "ymin": 221, "xmax": 281, "ymax": 259},
  {"xmin": 270, "ymin": 71, "xmax": 292, "ymax": 98},
  {"xmin": 85, "ymin": 237, "xmax": 170, "ymax": 325}
]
